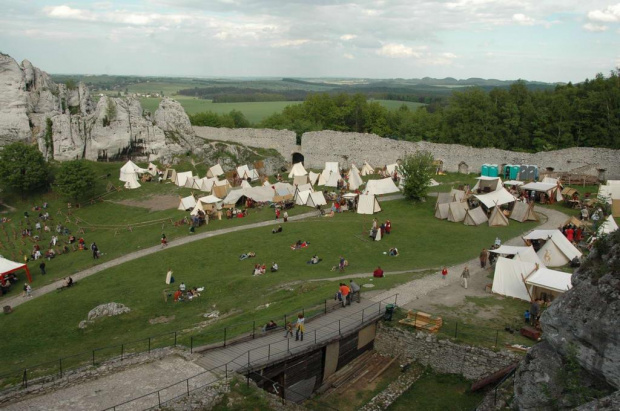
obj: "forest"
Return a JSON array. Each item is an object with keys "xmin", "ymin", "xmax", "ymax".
[{"xmin": 190, "ymin": 70, "xmax": 620, "ymax": 152}]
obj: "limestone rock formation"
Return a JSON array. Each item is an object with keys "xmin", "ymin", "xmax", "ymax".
[
  {"xmin": 87, "ymin": 302, "xmax": 131, "ymax": 320},
  {"xmin": 0, "ymin": 53, "xmax": 198, "ymax": 162},
  {"xmin": 513, "ymin": 231, "xmax": 620, "ymax": 409}
]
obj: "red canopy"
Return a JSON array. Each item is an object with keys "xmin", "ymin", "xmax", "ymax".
[{"xmin": 0, "ymin": 257, "xmax": 32, "ymax": 283}]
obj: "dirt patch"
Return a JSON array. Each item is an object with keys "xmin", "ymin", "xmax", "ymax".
[
  {"xmin": 114, "ymin": 195, "xmax": 179, "ymax": 211},
  {"xmin": 149, "ymin": 315, "xmax": 175, "ymax": 324}
]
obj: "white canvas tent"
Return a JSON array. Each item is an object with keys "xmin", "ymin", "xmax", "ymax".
[
  {"xmin": 348, "ymin": 167, "xmax": 364, "ymax": 191},
  {"xmin": 295, "ymin": 183, "xmax": 313, "ymax": 193},
  {"xmin": 198, "ymin": 195, "xmax": 223, "ymax": 209},
  {"xmin": 147, "ymin": 162, "xmax": 159, "ymax": 176},
  {"xmin": 366, "ymin": 178, "xmax": 400, "ymax": 196},
  {"xmin": 504, "ymin": 180, "xmax": 524, "ymax": 187},
  {"xmin": 435, "ymin": 203, "xmax": 450, "ymax": 219},
  {"xmin": 385, "ymin": 163, "xmax": 399, "ymax": 175},
  {"xmin": 357, "ymin": 194, "xmax": 382, "ymax": 214},
  {"xmin": 325, "ymin": 171, "xmax": 340, "ymax": 187},
  {"xmin": 178, "ymin": 195, "xmax": 197, "ymax": 211},
  {"xmin": 293, "ymin": 175, "xmax": 308, "ymax": 186},
  {"xmin": 306, "ymin": 191, "xmax": 327, "ymax": 207},
  {"xmin": 184, "ymin": 176, "xmax": 202, "ymax": 189},
  {"xmin": 488, "ymin": 206, "xmax": 509, "ymax": 227},
  {"xmin": 525, "ymin": 267, "xmax": 572, "ymax": 298},
  {"xmin": 196, "ymin": 177, "xmax": 217, "ymax": 192},
  {"xmin": 288, "ymin": 162, "xmax": 308, "ymax": 178},
  {"xmin": 119, "ymin": 160, "xmax": 147, "ymax": 189},
  {"xmin": 295, "ymin": 190, "xmax": 312, "ymax": 206},
  {"xmin": 175, "ymin": 171, "xmax": 193, "ymax": 187},
  {"xmin": 207, "ymin": 164, "xmax": 225, "ymax": 178},
  {"xmin": 240, "ymin": 180, "xmax": 252, "ymax": 188},
  {"xmin": 490, "ymin": 245, "xmax": 544, "ymax": 266},
  {"xmin": 474, "ymin": 187, "xmax": 516, "ymax": 209},
  {"xmin": 447, "ymin": 201, "xmax": 469, "ymax": 222},
  {"xmin": 598, "ymin": 215, "xmax": 619, "ymax": 235},
  {"xmin": 123, "ymin": 175, "xmax": 141, "ymax": 189},
  {"xmin": 598, "ymin": 184, "xmax": 620, "ymax": 205},
  {"xmin": 308, "ymin": 171, "xmax": 320, "ymax": 185},
  {"xmin": 510, "ymin": 201, "xmax": 538, "ymax": 222},
  {"xmin": 450, "ymin": 189, "xmax": 466, "ymax": 203},
  {"xmin": 436, "ymin": 192, "xmax": 452, "ymax": 207},
  {"xmin": 236, "ymin": 165, "xmax": 260, "ymax": 181},
  {"xmin": 360, "ymin": 162, "xmax": 374, "ymax": 176},
  {"xmin": 190, "ymin": 202, "xmax": 204, "ymax": 216},
  {"xmin": 472, "ymin": 176, "xmax": 503, "ymax": 193},
  {"xmin": 491, "ymin": 257, "xmax": 537, "ymax": 301},
  {"xmin": 522, "ymin": 182, "xmax": 564, "ymax": 202},
  {"xmin": 212, "ymin": 179, "xmax": 232, "ymax": 199},
  {"xmin": 523, "ymin": 230, "xmax": 582, "ymax": 267},
  {"xmin": 463, "ymin": 207, "xmax": 488, "ymax": 226}
]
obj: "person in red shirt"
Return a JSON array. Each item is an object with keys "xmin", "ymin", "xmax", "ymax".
[
  {"xmin": 565, "ymin": 227, "xmax": 574, "ymax": 243},
  {"xmin": 373, "ymin": 266, "xmax": 384, "ymax": 278},
  {"xmin": 385, "ymin": 220, "xmax": 392, "ymax": 234},
  {"xmin": 441, "ymin": 266, "xmax": 448, "ymax": 280}
]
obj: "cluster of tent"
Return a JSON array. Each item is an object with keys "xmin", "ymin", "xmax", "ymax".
[
  {"xmin": 119, "ymin": 161, "xmax": 159, "ymax": 189},
  {"xmin": 491, "ymin": 229, "xmax": 583, "ymax": 302},
  {"xmin": 435, "ymin": 177, "xmax": 538, "ymax": 227}
]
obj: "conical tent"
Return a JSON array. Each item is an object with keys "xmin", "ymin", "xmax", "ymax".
[
  {"xmin": 119, "ymin": 160, "xmax": 147, "ymax": 182},
  {"xmin": 510, "ymin": 201, "xmax": 539, "ymax": 222},
  {"xmin": 357, "ymin": 194, "xmax": 382, "ymax": 214},
  {"xmin": 325, "ymin": 171, "xmax": 340, "ymax": 187},
  {"xmin": 123, "ymin": 175, "xmax": 141, "ymax": 189},
  {"xmin": 178, "ymin": 195, "xmax": 197, "ymax": 211},
  {"xmin": 288, "ymin": 162, "xmax": 308, "ymax": 178},
  {"xmin": 308, "ymin": 171, "xmax": 320, "ymax": 185},
  {"xmin": 447, "ymin": 201, "xmax": 469, "ymax": 222},
  {"xmin": 598, "ymin": 215, "xmax": 619, "ymax": 235},
  {"xmin": 488, "ymin": 206, "xmax": 509, "ymax": 227},
  {"xmin": 207, "ymin": 164, "xmax": 224, "ymax": 178},
  {"xmin": 463, "ymin": 207, "xmax": 488, "ymax": 226},
  {"xmin": 348, "ymin": 168, "xmax": 364, "ymax": 191},
  {"xmin": 435, "ymin": 203, "xmax": 450, "ymax": 219},
  {"xmin": 360, "ymin": 162, "xmax": 374, "ymax": 176}
]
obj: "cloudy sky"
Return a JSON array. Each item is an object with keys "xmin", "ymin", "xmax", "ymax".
[{"xmin": 1, "ymin": 1, "xmax": 619, "ymax": 82}]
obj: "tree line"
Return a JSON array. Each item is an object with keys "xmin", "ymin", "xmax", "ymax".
[{"xmin": 189, "ymin": 70, "xmax": 620, "ymax": 151}]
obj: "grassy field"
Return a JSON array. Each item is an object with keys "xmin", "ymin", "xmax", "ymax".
[{"xmin": 0, "ymin": 167, "xmax": 540, "ymax": 376}]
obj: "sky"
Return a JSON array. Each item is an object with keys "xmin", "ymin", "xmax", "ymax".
[{"xmin": 1, "ymin": 1, "xmax": 619, "ymax": 82}]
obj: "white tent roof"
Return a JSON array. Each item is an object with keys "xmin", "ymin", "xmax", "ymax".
[
  {"xmin": 178, "ymin": 195, "xmax": 197, "ymax": 211},
  {"xmin": 599, "ymin": 215, "xmax": 619, "ymax": 235},
  {"xmin": 325, "ymin": 171, "xmax": 340, "ymax": 187},
  {"xmin": 184, "ymin": 176, "xmax": 201, "ymax": 189},
  {"xmin": 207, "ymin": 164, "xmax": 224, "ymax": 178},
  {"xmin": 175, "ymin": 171, "xmax": 193, "ymax": 187},
  {"xmin": 197, "ymin": 177, "xmax": 217, "ymax": 192},
  {"xmin": 386, "ymin": 163, "xmax": 398, "ymax": 174},
  {"xmin": 307, "ymin": 171, "xmax": 319, "ymax": 185},
  {"xmin": 198, "ymin": 195, "xmax": 223, "ymax": 204},
  {"xmin": 524, "ymin": 230, "xmax": 582, "ymax": 267},
  {"xmin": 288, "ymin": 162, "xmax": 308, "ymax": 178},
  {"xmin": 295, "ymin": 190, "xmax": 312, "ymax": 205},
  {"xmin": 450, "ymin": 189, "xmax": 466, "ymax": 202},
  {"xmin": 463, "ymin": 207, "xmax": 488, "ymax": 226},
  {"xmin": 472, "ymin": 176, "xmax": 503, "ymax": 192},
  {"xmin": 325, "ymin": 162, "xmax": 339, "ymax": 173},
  {"xmin": 607, "ymin": 180, "xmax": 620, "ymax": 185},
  {"xmin": 246, "ymin": 186, "xmax": 275, "ymax": 202},
  {"xmin": 490, "ymin": 245, "xmax": 544, "ymax": 265},
  {"xmin": 123, "ymin": 174, "xmax": 141, "ymax": 189},
  {"xmin": 491, "ymin": 257, "xmax": 537, "ymax": 301},
  {"xmin": 342, "ymin": 192, "xmax": 358, "ymax": 199},
  {"xmin": 366, "ymin": 178, "xmax": 400, "ymax": 196},
  {"xmin": 474, "ymin": 187, "xmax": 516, "ymax": 208},
  {"xmin": 360, "ymin": 162, "xmax": 374, "ymax": 176},
  {"xmin": 0, "ymin": 257, "xmax": 27, "ymax": 275},
  {"xmin": 307, "ymin": 191, "xmax": 327, "ymax": 207},
  {"xmin": 147, "ymin": 162, "xmax": 159, "ymax": 176},
  {"xmin": 521, "ymin": 182, "xmax": 557, "ymax": 193},
  {"xmin": 357, "ymin": 194, "xmax": 382, "ymax": 214},
  {"xmin": 523, "ymin": 230, "xmax": 560, "ymax": 240},
  {"xmin": 541, "ymin": 177, "xmax": 560, "ymax": 185},
  {"xmin": 223, "ymin": 188, "xmax": 245, "ymax": 205},
  {"xmin": 504, "ymin": 180, "xmax": 524, "ymax": 186},
  {"xmin": 525, "ymin": 267, "xmax": 572, "ymax": 293},
  {"xmin": 119, "ymin": 160, "xmax": 147, "ymax": 182},
  {"xmin": 348, "ymin": 168, "xmax": 364, "ymax": 191},
  {"xmin": 293, "ymin": 175, "xmax": 308, "ymax": 186},
  {"xmin": 598, "ymin": 185, "xmax": 620, "ymax": 203}
]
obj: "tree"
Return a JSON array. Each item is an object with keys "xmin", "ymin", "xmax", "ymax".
[
  {"xmin": 54, "ymin": 160, "xmax": 97, "ymax": 203},
  {"xmin": 398, "ymin": 151, "xmax": 435, "ymax": 201},
  {"xmin": 0, "ymin": 142, "xmax": 49, "ymax": 198}
]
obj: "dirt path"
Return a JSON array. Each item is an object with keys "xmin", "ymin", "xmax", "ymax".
[{"xmin": 370, "ymin": 206, "xmax": 569, "ymax": 309}]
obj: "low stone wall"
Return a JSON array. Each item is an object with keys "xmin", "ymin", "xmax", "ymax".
[
  {"xmin": 194, "ymin": 126, "xmax": 298, "ymax": 159},
  {"xmin": 373, "ymin": 324, "xmax": 520, "ymax": 381}
]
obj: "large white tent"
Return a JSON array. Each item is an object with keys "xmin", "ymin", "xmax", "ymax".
[
  {"xmin": 207, "ymin": 164, "xmax": 224, "ymax": 178},
  {"xmin": 288, "ymin": 162, "xmax": 308, "ymax": 178},
  {"xmin": 306, "ymin": 191, "xmax": 327, "ymax": 207},
  {"xmin": 488, "ymin": 206, "xmax": 509, "ymax": 227},
  {"xmin": 522, "ymin": 181, "xmax": 563, "ymax": 202},
  {"xmin": 196, "ymin": 177, "xmax": 217, "ymax": 192},
  {"xmin": 119, "ymin": 160, "xmax": 147, "ymax": 189},
  {"xmin": 365, "ymin": 178, "xmax": 400, "ymax": 196},
  {"xmin": 0, "ymin": 256, "xmax": 32, "ymax": 282},
  {"xmin": 474, "ymin": 187, "xmax": 516, "ymax": 208},
  {"xmin": 212, "ymin": 179, "xmax": 232, "ymax": 199},
  {"xmin": 523, "ymin": 230, "xmax": 582, "ymax": 267},
  {"xmin": 174, "ymin": 171, "xmax": 193, "ymax": 187},
  {"xmin": 491, "ymin": 257, "xmax": 537, "ymax": 301},
  {"xmin": 348, "ymin": 167, "xmax": 364, "ymax": 191},
  {"xmin": 184, "ymin": 176, "xmax": 202, "ymax": 189},
  {"xmin": 447, "ymin": 201, "xmax": 469, "ymax": 222},
  {"xmin": 598, "ymin": 215, "xmax": 619, "ymax": 235},
  {"xmin": 357, "ymin": 194, "xmax": 382, "ymax": 214},
  {"xmin": 295, "ymin": 190, "xmax": 312, "ymax": 206},
  {"xmin": 525, "ymin": 267, "xmax": 572, "ymax": 297},
  {"xmin": 463, "ymin": 207, "xmax": 488, "ymax": 226}
]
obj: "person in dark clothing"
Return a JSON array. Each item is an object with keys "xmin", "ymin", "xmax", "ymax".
[{"xmin": 39, "ymin": 261, "xmax": 46, "ymax": 275}]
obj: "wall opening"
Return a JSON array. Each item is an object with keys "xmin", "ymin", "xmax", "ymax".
[
  {"xmin": 292, "ymin": 152, "xmax": 304, "ymax": 165},
  {"xmin": 458, "ymin": 161, "xmax": 469, "ymax": 174}
]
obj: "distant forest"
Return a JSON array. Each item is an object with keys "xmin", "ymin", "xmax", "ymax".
[{"xmin": 190, "ymin": 70, "xmax": 620, "ymax": 151}]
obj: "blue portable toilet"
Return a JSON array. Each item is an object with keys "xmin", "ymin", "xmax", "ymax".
[
  {"xmin": 481, "ymin": 164, "xmax": 489, "ymax": 177},
  {"xmin": 503, "ymin": 165, "xmax": 511, "ymax": 179},
  {"xmin": 510, "ymin": 165, "xmax": 520, "ymax": 180},
  {"xmin": 488, "ymin": 164, "xmax": 499, "ymax": 177}
]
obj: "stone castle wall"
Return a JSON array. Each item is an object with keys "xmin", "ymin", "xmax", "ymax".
[{"xmin": 193, "ymin": 126, "xmax": 620, "ymax": 179}]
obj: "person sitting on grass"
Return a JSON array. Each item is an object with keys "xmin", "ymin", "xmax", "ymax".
[
  {"xmin": 272, "ymin": 225, "xmax": 283, "ymax": 234},
  {"xmin": 270, "ymin": 262, "xmax": 279, "ymax": 272},
  {"xmin": 307, "ymin": 255, "xmax": 321, "ymax": 265},
  {"xmin": 239, "ymin": 251, "xmax": 256, "ymax": 260},
  {"xmin": 291, "ymin": 240, "xmax": 309, "ymax": 250},
  {"xmin": 389, "ymin": 247, "xmax": 399, "ymax": 257},
  {"xmin": 373, "ymin": 266, "xmax": 384, "ymax": 278}
]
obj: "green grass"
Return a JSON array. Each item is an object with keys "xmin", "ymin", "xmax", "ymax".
[
  {"xmin": 388, "ymin": 369, "xmax": 484, "ymax": 411},
  {"xmin": 0, "ymin": 190, "xmax": 539, "ymax": 376}
]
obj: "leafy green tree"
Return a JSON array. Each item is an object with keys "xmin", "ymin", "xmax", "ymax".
[
  {"xmin": 54, "ymin": 160, "xmax": 97, "ymax": 203},
  {"xmin": 0, "ymin": 142, "xmax": 50, "ymax": 198},
  {"xmin": 398, "ymin": 151, "xmax": 435, "ymax": 201}
]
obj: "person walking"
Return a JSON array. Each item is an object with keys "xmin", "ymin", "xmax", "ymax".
[
  {"xmin": 460, "ymin": 266, "xmax": 470, "ymax": 289},
  {"xmin": 295, "ymin": 313, "xmax": 305, "ymax": 341},
  {"xmin": 339, "ymin": 283, "xmax": 350, "ymax": 307},
  {"xmin": 349, "ymin": 280, "xmax": 361, "ymax": 303},
  {"xmin": 39, "ymin": 261, "xmax": 46, "ymax": 275},
  {"xmin": 441, "ymin": 266, "xmax": 448, "ymax": 280},
  {"xmin": 283, "ymin": 210, "xmax": 289, "ymax": 223},
  {"xmin": 479, "ymin": 248, "xmax": 488, "ymax": 268},
  {"xmin": 91, "ymin": 242, "xmax": 99, "ymax": 259}
]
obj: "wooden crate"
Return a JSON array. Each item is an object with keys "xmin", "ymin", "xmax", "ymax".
[{"xmin": 399, "ymin": 311, "xmax": 443, "ymax": 333}]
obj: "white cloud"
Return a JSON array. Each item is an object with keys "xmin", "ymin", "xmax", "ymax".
[
  {"xmin": 583, "ymin": 22, "xmax": 609, "ymax": 32},
  {"xmin": 271, "ymin": 39, "xmax": 310, "ymax": 48},
  {"xmin": 376, "ymin": 43, "xmax": 423, "ymax": 58},
  {"xmin": 44, "ymin": 5, "xmax": 95, "ymax": 21},
  {"xmin": 512, "ymin": 13, "xmax": 535, "ymax": 26},
  {"xmin": 587, "ymin": 4, "xmax": 620, "ymax": 22},
  {"xmin": 340, "ymin": 34, "xmax": 357, "ymax": 41},
  {"xmin": 442, "ymin": 52, "xmax": 457, "ymax": 59},
  {"xmin": 343, "ymin": 53, "xmax": 354, "ymax": 59}
]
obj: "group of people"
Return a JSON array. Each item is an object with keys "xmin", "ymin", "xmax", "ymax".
[
  {"xmin": 335, "ymin": 280, "xmax": 361, "ymax": 307},
  {"xmin": 369, "ymin": 218, "xmax": 392, "ymax": 240},
  {"xmin": 172, "ymin": 282, "xmax": 203, "ymax": 302},
  {"xmin": 252, "ymin": 262, "xmax": 279, "ymax": 276}
]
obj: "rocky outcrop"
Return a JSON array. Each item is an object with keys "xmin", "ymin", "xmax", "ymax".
[
  {"xmin": 79, "ymin": 302, "xmax": 131, "ymax": 328},
  {"xmin": 513, "ymin": 231, "xmax": 620, "ymax": 409},
  {"xmin": 0, "ymin": 54, "xmax": 197, "ymax": 161}
]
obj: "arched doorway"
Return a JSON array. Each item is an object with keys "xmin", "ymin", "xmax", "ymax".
[
  {"xmin": 458, "ymin": 161, "xmax": 469, "ymax": 174},
  {"xmin": 292, "ymin": 152, "xmax": 304, "ymax": 165}
]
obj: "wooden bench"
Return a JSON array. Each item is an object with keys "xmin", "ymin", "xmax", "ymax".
[{"xmin": 399, "ymin": 310, "xmax": 443, "ymax": 333}]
